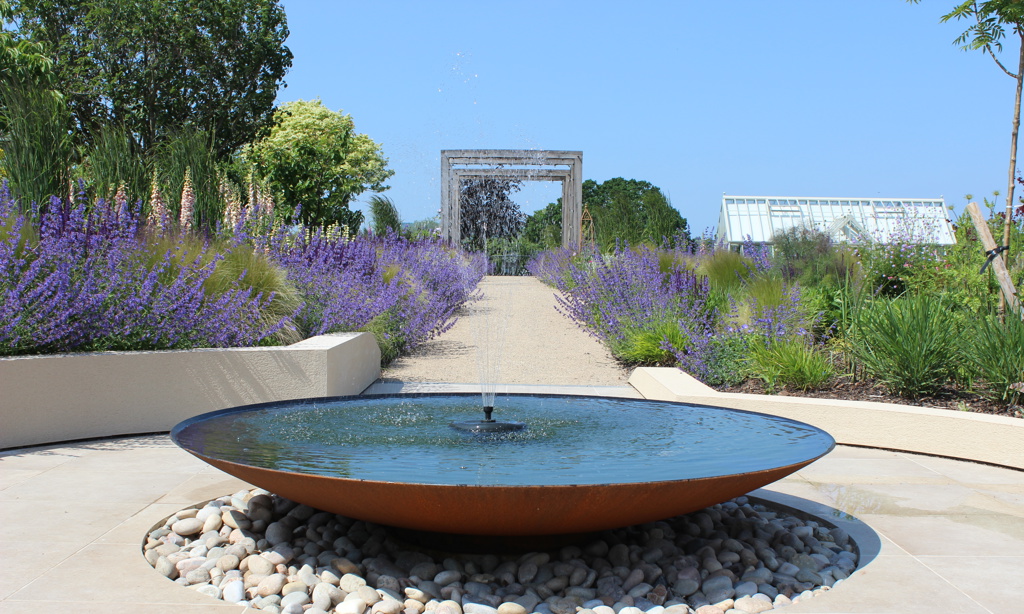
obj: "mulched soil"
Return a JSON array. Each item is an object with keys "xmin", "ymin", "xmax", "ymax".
[{"xmin": 716, "ymin": 375, "xmax": 1023, "ymax": 420}]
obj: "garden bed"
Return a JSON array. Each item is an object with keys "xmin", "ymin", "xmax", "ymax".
[{"xmin": 717, "ymin": 376, "xmax": 1023, "ymax": 420}]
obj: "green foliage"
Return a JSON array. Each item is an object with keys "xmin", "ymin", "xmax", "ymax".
[
  {"xmin": 369, "ymin": 194, "xmax": 401, "ymax": 236},
  {"xmin": 0, "ymin": 77, "xmax": 72, "ymax": 208},
  {"xmin": 853, "ymin": 213, "xmax": 954, "ymax": 297},
  {"xmin": 522, "ymin": 198, "xmax": 563, "ymax": 248},
  {"xmin": 0, "ymin": 208, "xmax": 37, "ymax": 256},
  {"xmin": 697, "ymin": 249, "xmax": 754, "ymax": 293},
  {"xmin": 486, "ymin": 236, "xmax": 542, "ymax": 276},
  {"xmin": 11, "ymin": 0, "xmax": 292, "ymax": 157},
  {"xmin": 725, "ymin": 273, "xmax": 788, "ymax": 331},
  {"xmin": 152, "ymin": 128, "xmax": 223, "ymax": 230},
  {"xmin": 361, "ymin": 308, "xmax": 404, "ymax": 366},
  {"xmin": 405, "ymin": 217, "xmax": 439, "ymax": 240},
  {"xmin": 702, "ymin": 333, "xmax": 752, "ymax": 387},
  {"xmin": 924, "ymin": 209, "xmax": 1005, "ymax": 313},
  {"xmin": 609, "ymin": 316, "xmax": 688, "ymax": 365},
  {"xmin": 963, "ymin": 313, "xmax": 1024, "ymax": 405},
  {"xmin": 81, "ymin": 123, "xmax": 150, "ymax": 206},
  {"xmin": 772, "ymin": 227, "xmax": 855, "ymax": 286},
  {"xmin": 1, "ymin": 2, "xmax": 47, "ymax": 76},
  {"xmin": 746, "ymin": 338, "xmax": 834, "ymax": 393},
  {"xmin": 246, "ymin": 99, "xmax": 393, "ymax": 231},
  {"xmin": 583, "ymin": 178, "xmax": 689, "ymax": 250},
  {"xmin": 850, "ymin": 293, "xmax": 960, "ymax": 398}
]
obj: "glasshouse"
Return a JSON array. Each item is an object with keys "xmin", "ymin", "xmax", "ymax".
[{"xmin": 716, "ymin": 195, "xmax": 956, "ymax": 250}]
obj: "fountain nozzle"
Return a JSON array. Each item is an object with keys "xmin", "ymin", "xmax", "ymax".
[{"xmin": 449, "ymin": 404, "xmax": 525, "ymax": 435}]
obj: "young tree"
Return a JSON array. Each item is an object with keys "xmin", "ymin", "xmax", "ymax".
[
  {"xmin": 10, "ymin": 0, "xmax": 292, "ymax": 157},
  {"xmin": 246, "ymin": 99, "xmax": 393, "ymax": 231},
  {"xmin": 911, "ymin": 0, "xmax": 1023, "ymax": 294},
  {"xmin": 458, "ymin": 176, "xmax": 524, "ymax": 250}
]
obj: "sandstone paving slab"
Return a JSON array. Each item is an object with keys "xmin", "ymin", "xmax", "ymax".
[
  {"xmin": 780, "ymin": 554, "xmax": 988, "ymax": 614},
  {"xmin": 96, "ymin": 502, "xmax": 195, "ymax": 545},
  {"xmin": 808, "ymin": 445, "xmax": 907, "ymax": 461},
  {"xmin": 5, "ymin": 542, "xmax": 244, "ymax": 609},
  {"xmin": 1, "ymin": 433, "xmax": 1016, "ymax": 614},
  {"xmin": 0, "ymin": 465, "xmax": 195, "ymax": 503},
  {"xmin": 0, "ymin": 540, "xmax": 85, "ymax": 601},
  {"xmin": 0, "ymin": 447, "xmax": 92, "ymax": 471},
  {"xmin": 904, "ymin": 453, "xmax": 1024, "ymax": 485},
  {"xmin": 0, "ymin": 468, "xmax": 45, "ymax": 491},
  {"xmin": 971, "ymin": 485, "xmax": 1024, "ymax": 513},
  {"xmin": 54, "ymin": 442, "xmax": 209, "ymax": 473},
  {"xmin": 0, "ymin": 497, "xmax": 153, "ymax": 546},
  {"xmin": 800, "ymin": 481, "xmax": 1015, "ymax": 517},
  {"xmin": 154, "ymin": 472, "xmax": 252, "ymax": 506},
  {"xmin": 791, "ymin": 455, "xmax": 956, "ymax": 485},
  {"xmin": 857, "ymin": 513, "xmax": 1024, "ymax": 557},
  {"xmin": 916, "ymin": 555, "xmax": 1024, "ymax": 614}
]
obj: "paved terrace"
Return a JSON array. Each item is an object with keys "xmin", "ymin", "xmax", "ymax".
[{"xmin": 1, "ymin": 277, "xmax": 1022, "ymax": 613}]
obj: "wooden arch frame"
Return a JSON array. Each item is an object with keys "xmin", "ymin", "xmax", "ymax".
[{"xmin": 440, "ymin": 150, "xmax": 583, "ymax": 249}]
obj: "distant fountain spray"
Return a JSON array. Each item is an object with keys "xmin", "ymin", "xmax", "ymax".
[{"xmin": 450, "ymin": 238, "xmax": 524, "ymax": 434}]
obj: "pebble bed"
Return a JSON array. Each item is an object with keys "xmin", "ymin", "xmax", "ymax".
[{"xmin": 145, "ymin": 488, "xmax": 858, "ymax": 614}]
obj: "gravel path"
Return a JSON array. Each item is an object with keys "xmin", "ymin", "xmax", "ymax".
[{"xmin": 383, "ymin": 277, "xmax": 631, "ymax": 386}]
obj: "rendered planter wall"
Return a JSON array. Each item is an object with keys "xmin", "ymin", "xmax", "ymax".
[
  {"xmin": 630, "ymin": 367, "xmax": 1024, "ymax": 471},
  {"xmin": 0, "ymin": 333, "xmax": 381, "ymax": 450}
]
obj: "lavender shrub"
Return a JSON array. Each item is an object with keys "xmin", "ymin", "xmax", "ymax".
[
  {"xmin": 0, "ymin": 185, "xmax": 282, "ymax": 355},
  {"xmin": 532, "ymin": 244, "xmax": 714, "ymax": 376},
  {"xmin": 1, "ymin": 183, "xmax": 484, "ymax": 359},
  {"xmin": 266, "ymin": 228, "xmax": 484, "ymax": 363}
]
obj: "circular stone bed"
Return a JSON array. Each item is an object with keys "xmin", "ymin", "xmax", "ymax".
[{"xmin": 145, "ymin": 489, "xmax": 859, "ymax": 614}]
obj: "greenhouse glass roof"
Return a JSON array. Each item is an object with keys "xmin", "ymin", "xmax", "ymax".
[{"xmin": 717, "ymin": 195, "xmax": 956, "ymax": 246}]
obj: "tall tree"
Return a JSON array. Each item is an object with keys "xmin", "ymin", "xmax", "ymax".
[
  {"xmin": 583, "ymin": 177, "xmax": 689, "ymax": 250},
  {"xmin": 459, "ymin": 175, "xmax": 524, "ymax": 250},
  {"xmin": 0, "ymin": 0, "xmax": 52, "ymax": 87},
  {"xmin": 1, "ymin": 0, "xmax": 58, "ymax": 181},
  {"xmin": 912, "ymin": 0, "xmax": 1023, "ymax": 299},
  {"xmin": 10, "ymin": 0, "xmax": 292, "ymax": 157},
  {"xmin": 246, "ymin": 99, "xmax": 393, "ymax": 231}
]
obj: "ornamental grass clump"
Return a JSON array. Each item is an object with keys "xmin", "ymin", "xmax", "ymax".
[
  {"xmin": 697, "ymin": 249, "xmax": 755, "ymax": 293},
  {"xmin": 849, "ymin": 293, "xmax": 959, "ymax": 398},
  {"xmin": 747, "ymin": 337, "xmax": 835, "ymax": 393},
  {"xmin": 963, "ymin": 313, "xmax": 1024, "ymax": 406}
]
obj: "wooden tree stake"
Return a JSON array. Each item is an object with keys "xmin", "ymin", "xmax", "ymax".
[{"xmin": 966, "ymin": 202, "xmax": 1022, "ymax": 317}]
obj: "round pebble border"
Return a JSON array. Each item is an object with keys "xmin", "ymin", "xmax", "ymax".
[{"xmin": 144, "ymin": 489, "xmax": 859, "ymax": 614}]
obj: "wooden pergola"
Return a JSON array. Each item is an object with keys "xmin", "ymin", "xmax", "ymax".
[{"xmin": 440, "ymin": 150, "xmax": 583, "ymax": 249}]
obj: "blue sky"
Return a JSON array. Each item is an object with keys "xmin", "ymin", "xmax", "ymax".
[{"xmin": 278, "ymin": 0, "xmax": 1019, "ymax": 234}]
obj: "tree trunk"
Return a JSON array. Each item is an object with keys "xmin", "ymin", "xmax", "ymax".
[{"xmin": 1001, "ymin": 34, "xmax": 1024, "ymax": 315}]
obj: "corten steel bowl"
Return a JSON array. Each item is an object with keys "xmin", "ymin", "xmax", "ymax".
[{"xmin": 171, "ymin": 393, "xmax": 835, "ymax": 536}]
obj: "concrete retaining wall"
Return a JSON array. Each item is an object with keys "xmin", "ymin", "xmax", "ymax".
[
  {"xmin": 630, "ymin": 367, "xmax": 1024, "ymax": 471},
  {"xmin": 0, "ymin": 333, "xmax": 381, "ymax": 450}
]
